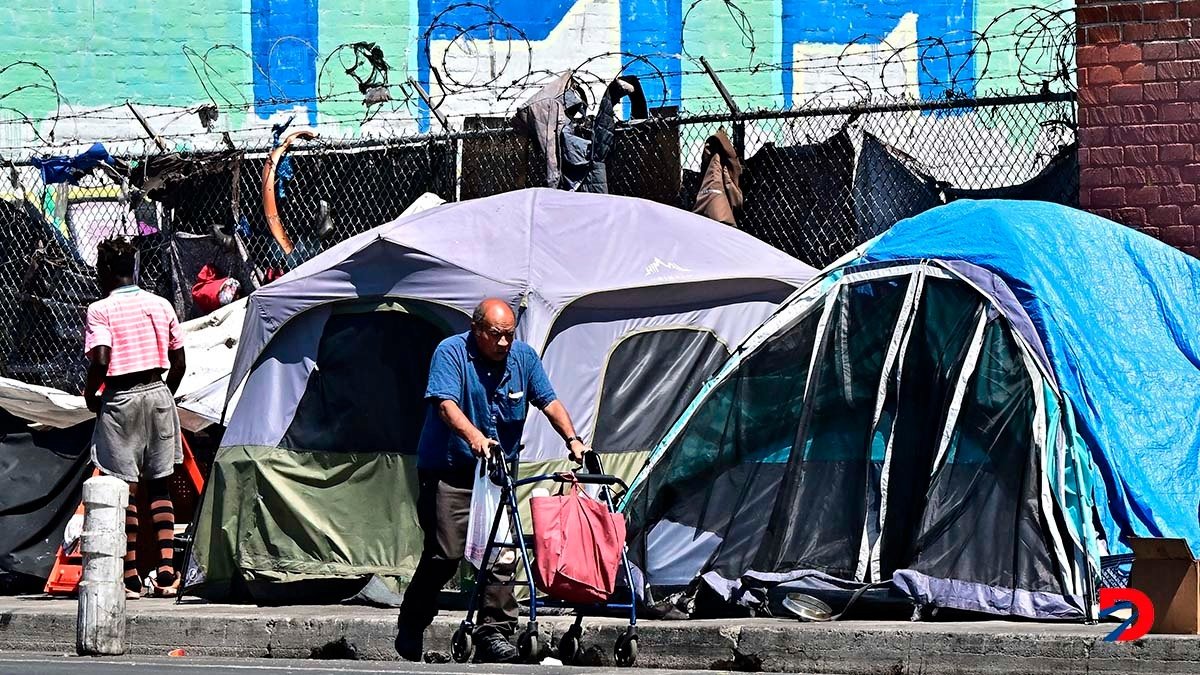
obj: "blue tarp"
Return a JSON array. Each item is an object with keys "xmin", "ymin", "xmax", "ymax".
[{"xmin": 862, "ymin": 199, "xmax": 1200, "ymax": 555}]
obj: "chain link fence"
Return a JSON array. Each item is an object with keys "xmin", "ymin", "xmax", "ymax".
[{"xmin": 0, "ymin": 92, "xmax": 1076, "ymax": 393}]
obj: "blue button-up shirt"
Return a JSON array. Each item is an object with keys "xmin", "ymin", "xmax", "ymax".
[{"xmin": 417, "ymin": 331, "xmax": 557, "ymax": 471}]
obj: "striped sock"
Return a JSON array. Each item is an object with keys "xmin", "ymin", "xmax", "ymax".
[
  {"xmin": 150, "ymin": 496, "xmax": 176, "ymax": 586},
  {"xmin": 124, "ymin": 502, "xmax": 140, "ymax": 591}
]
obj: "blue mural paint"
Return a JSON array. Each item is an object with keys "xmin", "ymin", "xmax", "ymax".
[
  {"xmin": 418, "ymin": 0, "xmax": 606, "ymax": 130},
  {"xmin": 780, "ymin": 0, "xmax": 976, "ymax": 106},
  {"xmin": 416, "ymin": 0, "xmax": 682, "ymax": 128},
  {"xmin": 251, "ymin": 0, "xmax": 320, "ymax": 125},
  {"xmin": 620, "ymin": 0, "xmax": 682, "ymax": 109},
  {"xmin": 426, "ymin": 0, "xmax": 580, "ymax": 41}
]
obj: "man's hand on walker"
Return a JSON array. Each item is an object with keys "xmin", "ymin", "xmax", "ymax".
[
  {"xmin": 470, "ymin": 434, "xmax": 500, "ymax": 459},
  {"xmin": 567, "ymin": 437, "xmax": 590, "ymax": 464}
]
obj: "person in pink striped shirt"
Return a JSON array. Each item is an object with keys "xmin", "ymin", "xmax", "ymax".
[{"xmin": 83, "ymin": 237, "xmax": 187, "ymax": 599}]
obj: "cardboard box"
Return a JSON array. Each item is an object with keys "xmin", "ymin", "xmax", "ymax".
[{"xmin": 1127, "ymin": 537, "xmax": 1199, "ymax": 634}]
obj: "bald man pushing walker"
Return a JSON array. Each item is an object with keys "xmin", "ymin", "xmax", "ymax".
[{"xmin": 396, "ymin": 298, "xmax": 591, "ymax": 663}]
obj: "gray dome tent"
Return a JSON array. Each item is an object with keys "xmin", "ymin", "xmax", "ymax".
[{"xmin": 183, "ymin": 188, "xmax": 815, "ymax": 601}]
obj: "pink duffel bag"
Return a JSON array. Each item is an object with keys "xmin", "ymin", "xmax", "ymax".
[{"xmin": 530, "ymin": 477, "xmax": 627, "ymax": 604}]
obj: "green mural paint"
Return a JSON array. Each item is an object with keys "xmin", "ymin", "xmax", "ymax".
[
  {"xmin": 315, "ymin": 0, "xmax": 413, "ymax": 132},
  {"xmin": 678, "ymin": 0, "xmax": 782, "ymax": 111},
  {"xmin": 2, "ymin": 0, "xmax": 244, "ymax": 121}
]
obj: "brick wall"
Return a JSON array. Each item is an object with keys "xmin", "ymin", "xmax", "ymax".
[{"xmin": 1077, "ymin": 0, "xmax": 1200, "ymax": 257}]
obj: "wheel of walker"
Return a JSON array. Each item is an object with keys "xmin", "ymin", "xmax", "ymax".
[
  {"xmin": 451, "ymin": 626, "xmax": 474, "ymax": 663},
  {"xmin": 557, "ymin": 626, "xmax": 582, "ymax": 664},
  {"xmin": 614, "ymin": 629, "xmax": 638, "ymax": 667},
  {"xmin": 517, "ymin": 627, "xmax": 541, "ymax": 663}
]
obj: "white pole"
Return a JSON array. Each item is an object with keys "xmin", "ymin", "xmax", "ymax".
[{"xmin": 76, "ymin": 475, "xmax": 129, "ymax": 656}]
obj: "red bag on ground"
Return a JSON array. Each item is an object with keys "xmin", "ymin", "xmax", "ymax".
[
  {"xmin": 190, "ymin": 263, "xmax": 239, "ymax": 314},
  {"xmin": 531, "ymin": 478, "xmax": 627, "ymax": 603}
]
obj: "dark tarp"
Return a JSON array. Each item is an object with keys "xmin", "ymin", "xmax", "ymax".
[
  {"xmin": 739, "ymin": 131, "xmax": 857, "ymax": 267},
  {"xmin": 135, "ymin": 231, "xmax": 255, "ymax": 321},
  {"xmin": 944, "ymin": 143, "xmax": 1078, "ymax": 207},
  {"xmin": 460, "ymin": 117, "xmax": 531, "ymax": 200},
  {"xmin": 853, "ymin": 133, "xmax": 942, "ymax": 242},
  {"xmin": 0, "ymin": 198, "xmax": 96, "ymax": 392},
  {"xmin": 852, "ymin": 137, "xmax": 1077, "ymax": 247},
  {"xmin": 0, "ymin": 409, "xmax": 93, "ymax": 584}
]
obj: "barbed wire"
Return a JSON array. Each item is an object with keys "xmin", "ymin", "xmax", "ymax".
[{"xmin": 0, "ymin": 3, "xmax": 1075, "ymax": 154}]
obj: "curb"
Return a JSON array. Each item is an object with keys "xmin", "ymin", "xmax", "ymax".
[{"xmin": 1, "ymin": 599, "xmax": 1199, "ymax": 673}]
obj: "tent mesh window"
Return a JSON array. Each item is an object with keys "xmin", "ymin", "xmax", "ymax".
[
  {"xmin": 592, "ymin": 328, "xmax": 730, "ymax": 456},
  {"xmin": 909, "ymin": 316, "xmax": 1061, "ymax": 594},
  {"xmin": 626, "ymin": 303, "xmax": 825, "ymax": 573}
]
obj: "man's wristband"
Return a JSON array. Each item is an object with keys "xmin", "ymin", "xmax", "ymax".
[{"xmin": 565, "ymin": 435, "xmax": 584, "ymax": 447}]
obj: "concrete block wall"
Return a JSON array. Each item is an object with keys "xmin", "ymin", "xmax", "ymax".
[{"xmin": 1077, "ymin": 0, "xmax": 1200, "ymax": 256}]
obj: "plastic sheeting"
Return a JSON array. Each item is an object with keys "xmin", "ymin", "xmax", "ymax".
[
  {"xmin": 863, "ymin": 200, "xmax": 1200, "ymax": 554},
  {"xmin": 0, "ymin": 409, "xmax": 93, "ymax": 580}
]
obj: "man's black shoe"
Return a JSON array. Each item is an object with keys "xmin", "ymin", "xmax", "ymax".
[
  {"xmin": 394, "ymin": 625, "xmax": 423, "ymax": 662},
  {"xmin": 475, "ymin": 630, "xmax": 518, "ymax": 663}
]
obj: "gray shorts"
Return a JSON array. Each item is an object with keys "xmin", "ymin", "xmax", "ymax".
[{"xmin": 91, "ymin": 381, "xmax": 182, "ymax": 482}]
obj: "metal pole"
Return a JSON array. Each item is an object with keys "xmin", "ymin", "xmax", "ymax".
[
  {"xmin": 408, "ymin": 78, "xmax": 451, "ymax": 131},
  {"xmin": 699, "ymin": 56, "xmax": 745, "ymax": 157},
  {"xmin": 126, "ymin": 102, "xmax": 171, "ymax": 153}
]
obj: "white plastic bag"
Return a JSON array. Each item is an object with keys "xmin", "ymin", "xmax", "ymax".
[{"xmin": 464, "ymin": 458, "xmax": 509, "ymax": 568}]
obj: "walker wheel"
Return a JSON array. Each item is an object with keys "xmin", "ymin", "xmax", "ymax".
[
  {"xmin": 451, "ymin": 625, "xmax": 474, "ymax": 663},
  {"xmin": 557, "ymin": 625, "xmax": 583, "ymax": 664},
  {"xmin": 517, "ymin": 627, "xmax": 544, "ymax": 663},
  {"xmin": 614, "ymin": 628, "xmax": 637, "ymax": 667}
]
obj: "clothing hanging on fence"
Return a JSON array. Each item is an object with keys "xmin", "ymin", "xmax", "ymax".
[
  {"xmin": 852, "ymin": 133, "xmax": 943, "ymax": 242},
  {"xmin": 944, "ymin": 143, "xmax": 1078, "ymax": 207},
  {"xmin": 30, "ymin": 143, "xmax": 115, "ymax": 186},
  {"xmin": 513, "ymin": 72, "xmax": 579, "ymax": 189},
  {"xmin": 513, "ymin": 72, "xmax": 651, "ymax": 193},
  {"xmin": 692, "ymin": 128, "xmax": 743, "ymax": 226},
  {"xmin": 574, "ymin": 75, "xmax": 648, "ymax": 194},
  {"xmin": 739, "ymin": 130, "xmax": 857, "ymax": 267}
]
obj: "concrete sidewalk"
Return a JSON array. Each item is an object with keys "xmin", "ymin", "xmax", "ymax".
[{"xmin": 1, "ymin": 595, "xmax": 1198, "ymax": 674}]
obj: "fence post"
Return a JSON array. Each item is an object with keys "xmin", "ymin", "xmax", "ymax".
[
  {"xmin": 76, "ymin": 475, "xmax": 129, "ymax": 656},
  {"xmin": 699, "ymin": 56, "xmax": 745, "ymax": 157},
  {"xmin": 409, "ymin": 78, "xmax": 451, "ymax": 131},
  {"xmin": 126, "ymin": 102, "xmax": 170, "ymax": 153}
]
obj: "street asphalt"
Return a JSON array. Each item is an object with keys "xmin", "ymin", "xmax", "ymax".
[
  {"xmin": 3, "ymin": 595, "xmax": 1199, "ymax": 674},
  {"xmin": 0, "ymin": 653, "xmax": 733, "ymax": 675}
]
